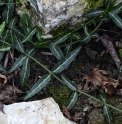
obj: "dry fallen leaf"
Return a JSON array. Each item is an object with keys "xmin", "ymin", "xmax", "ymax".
[
  {"xmin": 62, "ymin": 106, "xmax": 83, "ymax": 122},
  {"xmin": 0, "ymin": 85, "xmax": 23, "ymax": 104},
  {"xmin": 82, "ymin": 68, "xmax": 107, "ymax": 90},
  {"xmin": 82, "ymin": 68, "xmax": 119, "ymax": 95}
]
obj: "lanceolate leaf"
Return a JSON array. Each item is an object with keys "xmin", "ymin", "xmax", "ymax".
[
  {"xmin": 20, "ymin": 58, "xmax": 30, "ymax": 88},
  {"xmin": 0, "ymin": 64, "xmax": 7, "ymax": 72},
  {"xmin": 82, "ymin": 8, "xmax": 103, "ymax": 18},
  {"xmin": 66, "ymin": 92, "xmax": 78, "ymax": 110},
  {"xmin": 24, "ymin": 74, "xmax": 51, "ymax": 100},
  {"xmin": 8, "ymin": 17, "xmax": 18, "ymax": 29},
  {"xmin": 2, "ymin": 0, "xmax": 14, "ymax": 23},
  {"xmin": 53, "ymin": 32, "xmax": 71, "ymax": 45},
  {"xmin": 50, "ymin": 43, "xmax": 64, "ymax": 60},
  {"xmin": 72, "ymin": 33, "xmax": 82, "ymax": 40},
  {"xmin": 8, "ymin": 54, "xmax": 26, "ymax": 73},
  {"xmin": 103, "ymin": 0, "xmax": 110, "ymax": 7},
  {"xmin": 9, "ymin": 48, "xmax": 36, "ymax": 73},
  {"xmin": 0, "ymin": 21, "xmax": 5, "ymax": 36},
  {"xmin": 22, "ymin": 13, "xmax": 31, "ymax": 27},
  {"xmin": 52, "ymin": 46, "xmax": 81, "ymax": 74},
  {"xmin": 112, "ymin": 2, "xmax": 122, "ymax": 14},
  {"xmin": 15, "ymin": 35, "xmax": 25, "ymax": 53},
  {"xmin": 61, "ymin": 75, "xmax": 77, "ymax": 91},
  {"xmin": 109, "ymin": 12, "xmax": 122, "ymax": 29},
  {"xmin": 22, "ymin": 27, "xmax": 37, "ymax": 43},
  {"xmin": 103, "ymin": 105, "xmax": 112, "ymax": 124},
  {"xmin": 34, "ymin": 40, "xmax": 50, "ymax": 48},
  {"xmin": 13, "ymin": 27, "xmax": 24, "ymax": 39}
]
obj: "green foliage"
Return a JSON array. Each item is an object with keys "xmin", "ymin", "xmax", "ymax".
[{"xmin": 49, "ymin": 86, "xmax": 71, "ymax": 106}]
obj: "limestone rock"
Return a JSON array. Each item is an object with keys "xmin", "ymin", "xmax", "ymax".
[{"xmin": 0, "ymin": 97, "xmax": 76, "ymax": 124}]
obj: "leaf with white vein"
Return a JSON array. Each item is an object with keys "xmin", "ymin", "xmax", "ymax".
[
  {"xmin": 22, "ymin": 27, "xmax": 37, "ymax": 43},
  {"xmin": 0, "ymin": 64, "xmax": 7, "ymax": 72},
  {"xmin": 52, "ymin": 46, "xmax": 81, "ymax": 74},
  {"xmin": 24, "ymin": 74, "xmax": 51, "ymax": 100},
  {"xmin": 50, "ymin": 43, "xmax": 64, "ymax": 60},
  {"xmin": 20, "ymin": 58, "xmax": 30, "ymax": 88},
  {"xmin": 61, "ymin": 74, "xmax": 77, "ymax": 91},
  {"xmin": 112, "ymin": 2, "xmax": 122, "ymax": 14},
  {"xmin": 0, "ymin": 21, "xmax": 5, "ymax": 36},
  {"xmin": 66, "ymin": 92, "xmax": 78, "ymax": 110},
  {"xmin": 109, "ymin": 12, "xmax": 122, "ymax": 29}
]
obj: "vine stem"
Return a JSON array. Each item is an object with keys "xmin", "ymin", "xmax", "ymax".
[{"xmin": 24, "ymin": 52, "xmax": 122, "ymax": 113}]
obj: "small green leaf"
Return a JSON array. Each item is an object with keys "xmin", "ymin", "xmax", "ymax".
[
  {"xmin": 50, "ymin": 43, "xmax": 64, "ymax": 60},
  {"xmin": 80, "ymin": 35, "xmax": 91, "ymax": 43},
  {"xmin": 0, "ymin": 64, "xmax": 7, "ymax": 72},
  {"xmin": 22, "ymin": 13, "xmax": 31, "ymax": 27},
  {"xmin": 0, "ymin": 51, "xmax": 4, "ymax": 60},
  {"xmin": 0, "ymin": 21, "xmax": 5, "ymax": 36},
  {"xmin": 112, "ymin": 2, "xmax": 122, "ymax": 14},
  {"xmin": 66, "ymin": 92, "xmax": 78, "ymax": 110},
  {"xmin": 22, "ymin": 27, "xmax": 37, "ymax": 43},
  {"xmin": 20, "ymin": 58, "xmax": 30, "ymax": 88},
  {"xmin": 15, "ymin": 35, "xmax": 25, "ymax": 53},
  {"xmin": 10, "ymin": 30, "xmax": 15, "ymax": 51},
  {"xmin": 82, "ymin": 8, "xmax": 103, "ymax": 18},
  {"xmin": 103, "ymin": 0, "xmax": 110, "ymax": 7},
  {"xmin": 34, "ymin": 40, "xmax": 50, "ymax": 48},
  {"xmin": 0, "ymin": 46, "xmax": 11, "ymax": 51},
  {"xmin": 24, "ymin": 74, "xmax": 51, "ymax": 100},
  {"xmin": 61, "ymin": 75, "xmax": 77, "ymax": 91},
  {"xmin": 8, "ymin": 17, "xmax": 18, "ymax": 29},
  {"xmin": 36, "ymin": 29, "xmax": 42, "ymax": 41},
  {"xmin": 103, "ymin": 106, "xmax": 112, "ymax": 124},
  {"xmin": 53, "ymin": 32, "xmax": 71, "ymax": 45},
  {"xmin": 30, "ymin": 0, "xmax": 39, "ymax": 11},
  {"xmin": 52, "ymin": 46, "xmax": 81, "ymax": 74},
  {"xmin": 109, "ymin": 12, "xmax": 122, "ymax": 29}
]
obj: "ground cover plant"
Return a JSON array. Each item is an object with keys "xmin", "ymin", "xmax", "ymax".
[{"xmin": 0, "ymin": 0, "xmax": 122, "ymax": 123}]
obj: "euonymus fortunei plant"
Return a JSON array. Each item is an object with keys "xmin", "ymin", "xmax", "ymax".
[{"xmin": 0, "ymin": 0, "xmax": 122, "ymax": 123}]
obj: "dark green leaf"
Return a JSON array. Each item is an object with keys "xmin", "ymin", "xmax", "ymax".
[
  {"xmin": 119, "ymin": 49, "xmax": 122, "ymax": 57},
  {"xmin": 22, "ymin": 27, "xmax": 37, "ymax": 43},
  {"xmin": 52, "ymin": 46, "xmax": 81, "ymax": 74},
  {"xmin": 24, "ymin": 74, "xmax": 51, "ymax": 100},
  {"xmin": 103, "ymin": 0, "xmax": 110, "ymax": 7},
  {"xmin": 13, "ymin": 27, "xmax": 24, "ymax": 39},
  {"xmin": 66, "ymin": 92, "xmax": 78, "ymax": 110},
  {"xmin": 30, "ymin": 0, "xmax": 39, "ymax": 11},
  {"xmin": 22, "ymin": 13, "xmax": 31, "ymax": 27},
  {"xmin": 34, "ymin": 40, "xmax": 50, "ymax": 48},
  {"xmin": 0, "ymin": 64, "xmax": 7, "ymax": 72},
  {"xmin": 103, "ymin": 106, "xmax": 112, "ymax": 124},
  {"xmin": 0, "ymin": 21, "xmax": 5, "ymax": 36},
  {"xmin": 61, "ymin": 75, "xmax": 77, "ymax": 91},
  {"xmin": 15, "ymin": 35, "xmax": 25, "ymax": 53},
  {"xmin": 0, "ymin": 1, "xmax": 4, "ymax": 6},
  {"xmin": 2, "ymin": 0, "xmax": 14, "ymax": 23},
  {"xmin": 0, "ymin": 46, "xmax": 11, "ymax": 51},
  {"xmin": 65, "ymin": 44, "xmax": 71, "ymax": 54},
  {"xmin": 98, "ymin": 91, "xmax": 106, "ymax": 103},
  {"xmin": 20, "ymin": 58, "xmax": 30, "ymax": 88},
  {"xmin": 9, "ymin": 48, "xmax": 35, "ymax": 73},
  {"xmin": 36, "ymin": 29, "xmax": 42, "ymax": 41},
  {"xmin": 0, "ymin": 51, "xmax": 4, "ymax": 60},
  {"xmin": 50, "ymin": 43, "xmax": 64, "ymax": 60},
  {"xmin": 10, "ymin": 30, "xmax": 15, "ymax": 51},
  {"xmin": 112, "ymin": 2, "xmax": 122, "ymax": 14},
  {"xmin": 8, "ymin": 17, "xmax": 18, "ymax": 29},
  {"xmin": 53, "ymin": 32, "xmax": 71, "ymax": 45},
  {"xmin": 82, "ymin": 8, "xmax": 103, "ymax": 18},
  {"xmin": 109, "ymin": 12, "xmax": 122, "ymax": 29}
]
